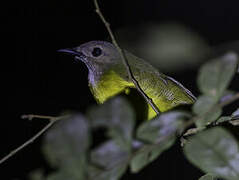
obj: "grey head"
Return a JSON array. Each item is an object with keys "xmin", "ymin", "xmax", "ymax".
[
  {"xmin": 58, "ymin": 41, "xmax": 121, "ymax": 72},
  {"xmin": 58, "ymin": 41, "xmax": 122, "ymax": 85}
]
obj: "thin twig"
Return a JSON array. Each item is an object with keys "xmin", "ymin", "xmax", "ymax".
[
  {"xmin": 219, "ymin": 92, "xmax": 239, "ymax": 107},
  {"xmin": 93, "ymin": 0, "xmax": 160, "ymax": 114},
  {"xmin": 21, "ymin": 114, "xmax": 56, "ymax": 120},
  {"xmin": 0, "ymin": 115, "xmax": 63, "ymax": 165}
]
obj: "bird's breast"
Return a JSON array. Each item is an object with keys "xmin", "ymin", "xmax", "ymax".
[{"xmin": 89, "ymin": 70, "xmax": 134, "ymax": 104}]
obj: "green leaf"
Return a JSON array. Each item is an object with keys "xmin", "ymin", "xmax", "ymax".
[
  {"xmin": 29, "ymin": 169, "xmax": 44, "ymax": 180},
  {"xmin": 130, "ymin": 140, "xmax": 175, "ymax": 173},
  {"xmin": 231, "ymin": 108, "xmax": 239, "ymax": 125},
  {"xmin": 215, "ymin": 116, "xmax": 232, "ymax": 125},
  {"xmin": 232, "ymin": 108, "xmax": 239, "ymax": 117},
  {"xmin": 213, "ymin": 109, "xmax": 239, "ymax": 125},
  {"xmin": 193, "ymin": 95, "xmax": 222, "ymax": 127},
  {"xmin": 88, "ymin": 140, "xmax": 129, "ymax": 180},
  {"xmin": 46, "ymin": 171, "xmax": 80, "ymax": 180},
  {"xmin": 213, "ymin": 109, "xmax": 239, "ymax": 126},
  {"xmin": 232, "ymin": 108, "xmax": 239, "ymax": 121},
  {"xmin": 197, "ymin": 52, "xmax": 238, "ymax": 100},
  {"xmin": 87, "ymin": 97, "xmax": 135, "ymax": 150},
  {"xmin": 130, "ymin": 111, "xmax": 189, "ymax": 173},
  {"xmin": 137, "ymin": 111, "xmax": 189, "ymax": 143},
  {"xmin": 47, "ymin": 172, "xmax": 68, "ymax": 180},
  {"xmin": 43, "ymin": 114, "xmax": 90, "ymax": 179},
  {"xmin": 199, "ymin": 174, "xmax": 217, "ymax": 180},
  {"xmin": 184, "ymin": 127, "xmax": 239, "ymax": 180},
  {"xmin": 116, "ymin": 23, "xmax": 209, "ymax": 72}
]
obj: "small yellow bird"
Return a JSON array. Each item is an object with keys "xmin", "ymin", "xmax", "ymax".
[{"xmin": 59, "ymin": 41, "xmax": 196, "ymax": 119}]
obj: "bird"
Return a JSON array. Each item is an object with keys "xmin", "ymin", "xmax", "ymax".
[{"xmin": 59, "ymin": 41, "xmax": 196, "ymax": 120}]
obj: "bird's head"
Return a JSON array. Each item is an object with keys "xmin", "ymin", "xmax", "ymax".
[{"xmin": 58, "ymin": 41, "xmax": 121, "ymax": 72}]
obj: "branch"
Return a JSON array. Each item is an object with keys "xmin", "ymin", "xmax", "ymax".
[
  {"xmin": 219, "ymin": 92, "xmax": 239, "ymax": 107},
  {"xmin": 93, "ymin": 0, "xmax": 160, "ymax": 115},
  {"xmin": 0, "ymin": 115, "xmax": 65, "ymax": 165}
]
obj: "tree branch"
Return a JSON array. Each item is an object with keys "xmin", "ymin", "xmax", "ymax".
[
  {"xmin": 0, "ymin": 115, "xmax": 65, "ymax": 165},
  {"xmin": 93, "ymin": 0, "xmax": 160, "ymax": 115}
]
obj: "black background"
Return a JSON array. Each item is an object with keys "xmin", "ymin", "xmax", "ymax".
[{"xmin": 2, "ymin": 0, "xmax": 239, "ymax": 179}]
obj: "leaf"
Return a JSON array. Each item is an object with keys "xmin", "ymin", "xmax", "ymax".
[
  {"xmin": 230, "ymin": 108, "xmax": 239, "ymax": 125},
  {"xmin": 197, "ymin": 52, "xmax": 238, "ymax": 100},
  {"xmin": 230, "ymin": 120, "xmax": 239, "ymax": 126},
  {"xmin": 232, "ymin": 108, "xmax": 239, "ymax": 117},
  {"xmin": 88, "ymin": 140, "xmax": 129, "ymax": 180},
  {"xmin": 43, "ymin": 114, "xmax": 90, "ymax": 179},
  {"xmin": 213, "ymin": 109, "xmax": 239, "ymax": 125},
  {"xmin": 46, "ymin": 171, "xmax": 80, "ymax": 180},
  {"xmin": 193, "ymin": 95, "xmax": 222, "ymax": 127},
  {"xmin": 199, "ymin": 174, "xmax": 217, "ymax": 180},
  {"xmin": 29, "ymin": 169, "xmax": 44, "ymax": 180},
  {"xmin": 184, "ymin": 127, "xmax": 239, "ymax": 180},
  {"xmin": 137, "ymin": 111, "xmax": 189, "ymax": 143},
  {"xmin": 213, "ymin": 109, "xmax": 239, "ymax": 126},
  {"xmin": 87, "ymin": 97, "xmax": 135, "ymax": 150},
  {"xmin": 193, "ymin": 96, "xmax": 217, "ymax": 114},
  {"xmin": 130, "ymin": 111, "xmax": 189, "ymax": 173},
  {"xmin": 116, "ymin": 23, "xmax": 209, "ymax": 72},
  {"xmin": 130, "ymin": 139, "xmax": 175, "ymax": 173},
  {"xmin": 215, "ymin": 116, "xmax": 232, "ymax": 125}
]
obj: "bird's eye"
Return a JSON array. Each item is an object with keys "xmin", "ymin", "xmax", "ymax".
[{"xmin": 92, "ymin": 47, "xmax": 102, "ymax": 57}]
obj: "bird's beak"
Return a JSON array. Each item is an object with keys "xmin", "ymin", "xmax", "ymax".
[
  {"xmin": 58, "ymin": 48, "xmax": 83, "ymax": 57},
  {"xmin": 58, "ymin": 48, "xmax": 88, "ymax": 62}
]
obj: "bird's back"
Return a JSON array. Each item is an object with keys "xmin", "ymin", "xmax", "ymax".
[{"xmin": 121, "ymin": 51, "xmax": 196, "ymax": 119}]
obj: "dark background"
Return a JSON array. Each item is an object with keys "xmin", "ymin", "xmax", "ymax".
[{"xmin": 2, "ymin": 0, "xmax": 239, "ymax": 179}]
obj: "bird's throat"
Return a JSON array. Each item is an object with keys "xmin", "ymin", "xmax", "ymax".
[{"xmin": 89, "ymin": 70, "xmax": 134, "ymax": 104}]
